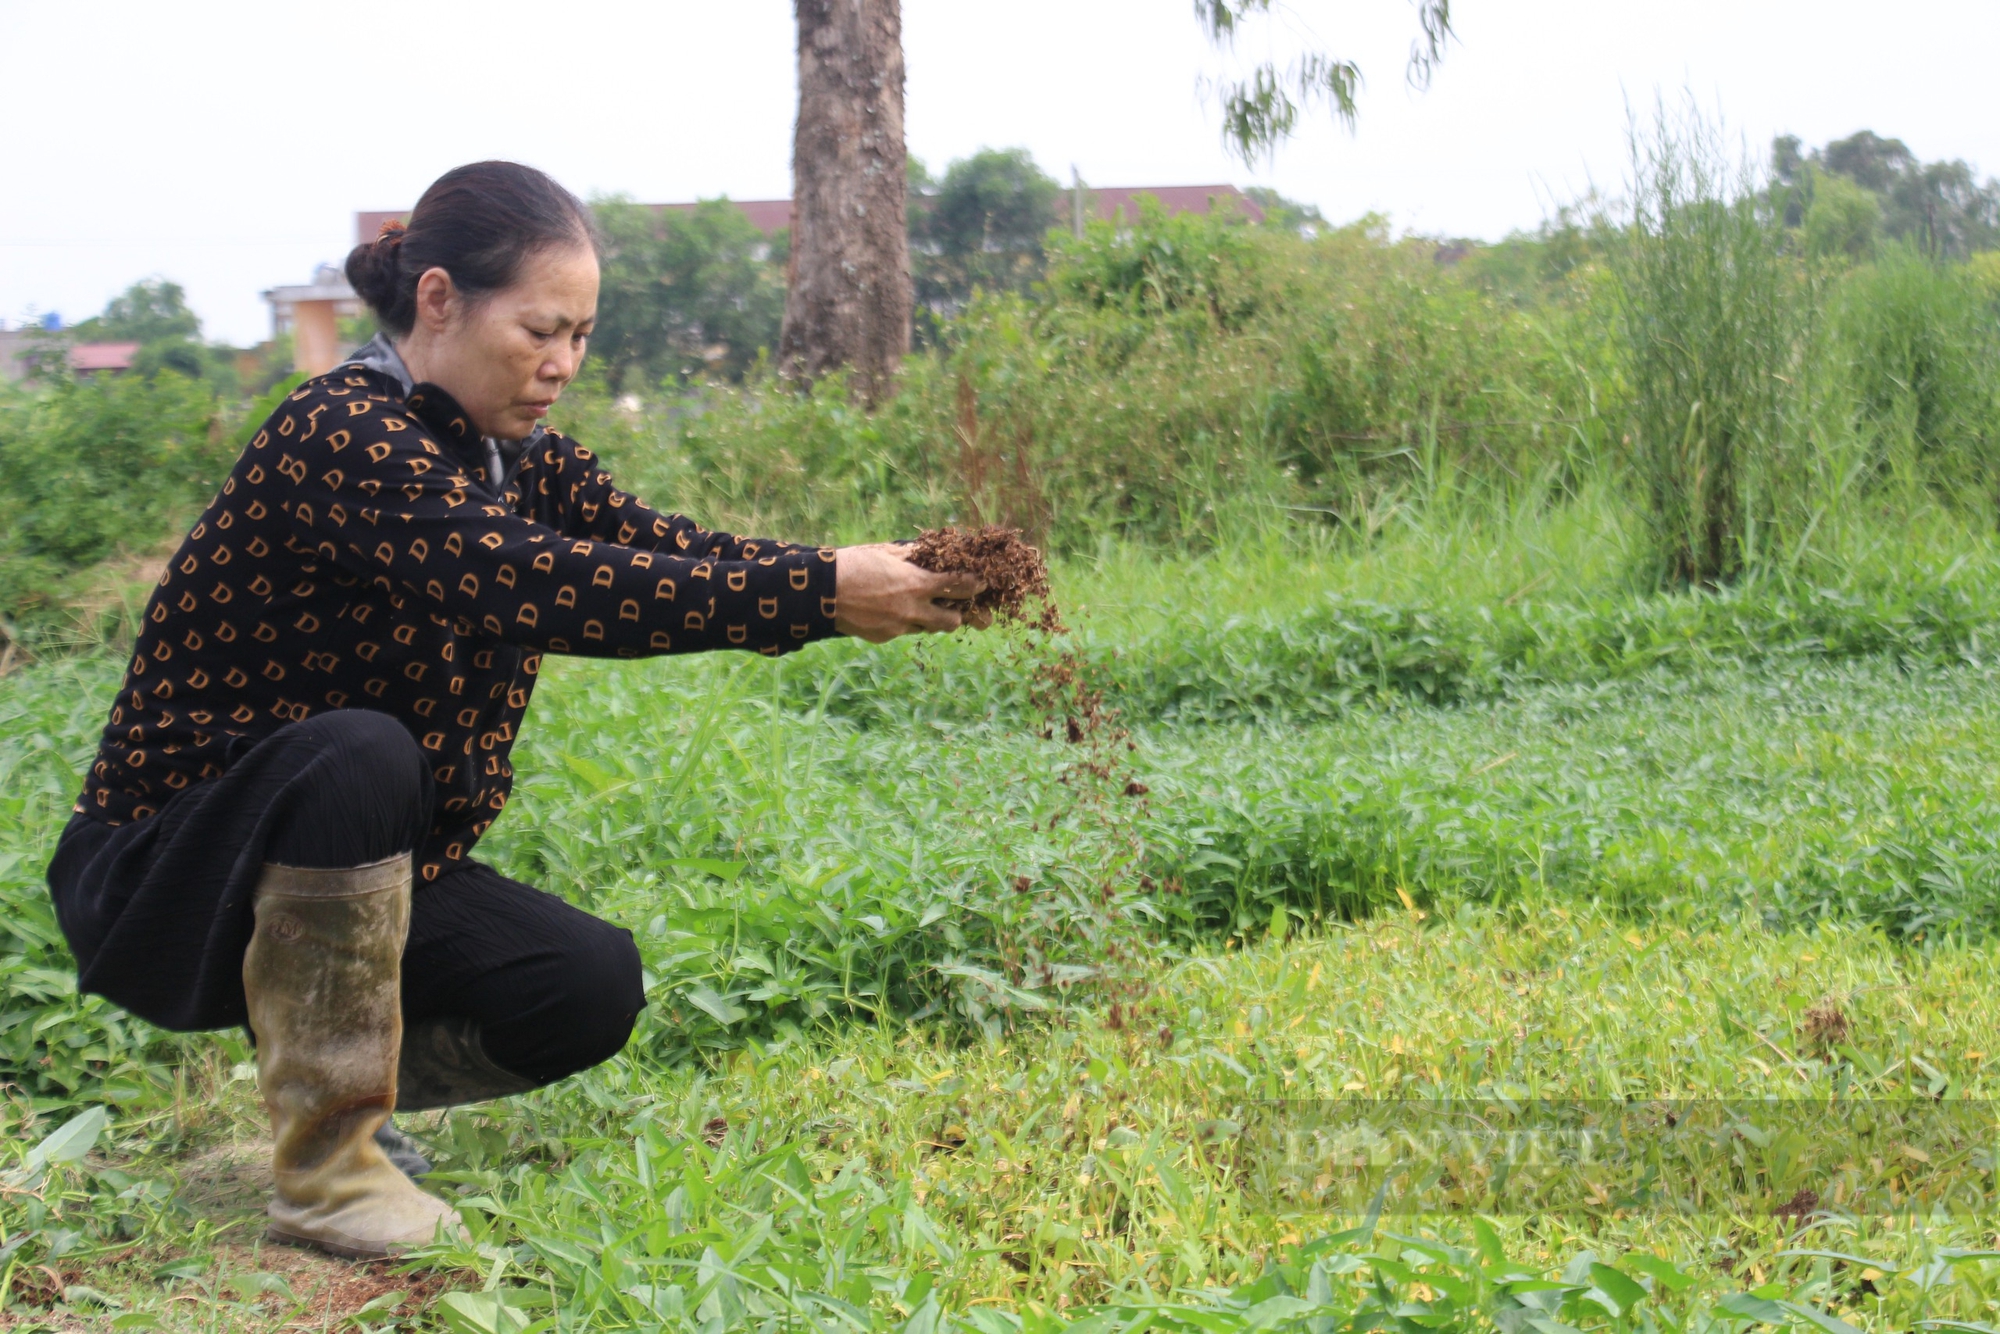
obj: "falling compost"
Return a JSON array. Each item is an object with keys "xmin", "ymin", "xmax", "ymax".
[{"xmin": 907, "ymin": 526, "xmax": 1161, "ymax": 1024}]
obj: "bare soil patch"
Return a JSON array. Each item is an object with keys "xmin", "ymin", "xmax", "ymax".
[
  {"xmin": 176, "ymin": 1136, "xmax": 274, "ymax": 1222},
  {"xmin": 213, "ymin": 1241, "xmax": 467, "ymax": 1327},
  {"xmin": 8, "ymin": 1137, "xmax": 470, "ymax": 1329},
  {"xmin": 177, "ymin": 1138, "xmax": 467, "ymax": 1320}
]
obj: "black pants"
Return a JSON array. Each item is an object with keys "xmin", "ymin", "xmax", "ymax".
[{"xmin": 47, "ymin": 710, "xmax": 643, "ymax": 1088}]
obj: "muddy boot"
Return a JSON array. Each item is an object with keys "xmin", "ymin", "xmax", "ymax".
[
  {"xmin": 373, "ymin": 1120, "xmax": 433, "ymax": 1179},
  {"xmin": 243, "ymin": 855, "xmax": 463, "ymax": 1259},
  {"xmin": 396, "ymin": 1016, "xmax": 537, "ymax": 1111}
]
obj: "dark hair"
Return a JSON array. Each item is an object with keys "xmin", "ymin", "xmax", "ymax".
[{"xmin": 344, "ymin": 161, "xmax": 597, "ymax": 336}]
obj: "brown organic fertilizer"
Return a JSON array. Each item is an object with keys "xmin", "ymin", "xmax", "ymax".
[
  {"xmin": 909, "ymin": 524, "xmax": 1136, "ymax": 782},
  {"xmin": 908, "ymin": 526, "xmax": 1163, "ymax": 1022},
  {"xmin": 907, "ymin": 526, "xmax": 1062, "ymax": 633}
]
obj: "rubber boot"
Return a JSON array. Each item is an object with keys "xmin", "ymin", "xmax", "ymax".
[
  {"xmin": 397, "ymin": 1016, "xmax": 537, "ymax": 1112},
  {"xmin": 243, "ymin": 854, "xmax": 463, "ymax": 1259},
  {"xmin": 374, "ymin": 1120, "xmax": 433, "ymax": 1179}
]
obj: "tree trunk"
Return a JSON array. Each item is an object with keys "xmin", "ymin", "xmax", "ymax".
[{"xmin": 779, "ymin": 0, "xmax": 911, "ymax": 407}]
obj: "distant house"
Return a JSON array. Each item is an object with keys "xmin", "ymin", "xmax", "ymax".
[
  {"xmin": 69, "ymin": 343, "xmax": 140, "ymax": 374},
  {"xmin": 358, "ymin": 200, "xmax": 795, "ymax": 243},
  {"xmin": 1081, "ymin": 185, "xmax": 1265, "ymax": 227},
  {"xmin": 0, "ymin": 329, "xmax": 140, "ymax": 380},
  {"xmin": 263, "ymin": 264, "xmax": 360, "ymax": 377},
  {"xmin": 352, "ymin": 184, "xmax": 1264, "ymax": 245},
  {"xmin": 0, "ymin": 328, "xmax": 40, "ymax": 381},
  {"xmin": 352, "ymin": 210, "xmax": 408, "ymax": 242}
]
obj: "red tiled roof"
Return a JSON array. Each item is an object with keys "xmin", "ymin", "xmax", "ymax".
[
  {"xmin": 70, "ymin": 342, "xmax": 140, "ymax": 372},
  {"xmin": 354, "ymin": 210, "xmax": 409, "ymax": 244},
  {"xmin": 360, "ymin": 200, "xmax": 793, "ymax": 242}
]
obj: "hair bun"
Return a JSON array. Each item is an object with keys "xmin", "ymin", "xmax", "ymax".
[
  {"xmin": 342, "ymin": 161, "xmax": 594, "ymax": 337},
  {"xmin": 344, "ymin": 225, "xmax": 406, "ymax": 324}
]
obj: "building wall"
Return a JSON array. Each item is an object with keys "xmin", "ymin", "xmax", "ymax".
[{"xmin": 0, "ymin": 329, "xmax": 53, "ymax": 382}]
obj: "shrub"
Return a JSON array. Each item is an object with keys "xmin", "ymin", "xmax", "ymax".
[
  {"xmin": 1829, "ymin": 244, "xmax": 2000, "ymax": 503},
  {"xmin": 0, "ymin": 369, "xmax": 303, "ymax": 653},
  {"xmin": 0, "ymin": 370, "xmax": 221, "ymax": 644},
  {"xmin": 592, "ymin": 196, "xmax": 787, "ymax": 387}
]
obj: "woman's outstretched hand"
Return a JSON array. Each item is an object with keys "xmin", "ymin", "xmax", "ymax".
[{"xmin": 833, "ymin": 544, "xmax": 989, "ymax": 642}]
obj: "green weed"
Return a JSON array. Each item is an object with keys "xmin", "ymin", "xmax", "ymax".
[
  {"xmin": 238, "ymin": 913, "xmax": 2000, "ymax": 1329},
  {"xmin": 5, "ymin": 157, "xmax": 2000, "ymax": 1331},
  {"xmin": 14, "ymin": 548, "xmax": 2000, "ymax": 1328}
]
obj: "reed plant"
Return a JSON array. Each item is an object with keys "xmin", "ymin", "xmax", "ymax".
[{"xmin": 1607, "ymin": 104, "xmax": 1812, "ymax": 586}]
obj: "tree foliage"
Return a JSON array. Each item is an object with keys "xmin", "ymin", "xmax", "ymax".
[
  {"xmin": 1244, "ymin": 186, "xmax": 1328, "ymax": 237},
  {"xmin": 910, "ymin": 149, "xmax": 1061, "ymax": 330},
  {"xmin": 66, "ymin": 278, "xmax": 232, "ymax": 384},
  {"xmin": 1800, "ymin": 171, "xmax": 1883, "ymax": 261},
  {"xmin": 80, "ymin": 278, "xmax": 201, "ymax": 345},
  {"xmin": 1774, "ymin": 130, "xmax": 2000, "ymax": 260},
  {"xmin": 591, "ymin": 197, "xmax": 786, "ymax": 389},
  {"xmin": 923, "ymin": 149, "xmax": 1060, "ymax": 263},
  {"xmin": 1193, "ymin": 0, "xmax": 1453, "ymax": 162}
]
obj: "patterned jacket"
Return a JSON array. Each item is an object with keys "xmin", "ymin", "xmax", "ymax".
[{"xmin": 78, "ymin": 361, "xmax": 839, "ymax": 882}]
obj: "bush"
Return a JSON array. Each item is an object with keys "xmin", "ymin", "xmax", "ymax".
[
  {"xmin": 0, "ymin": 368, "xmax": 302, "ymax": 653},
  {"xmin": 0, "ymin": 371, "xmax": 218, "ymax": 645},
  {"xmin": 1830, "ymin": 243, "xmax": 2000, "ymax": 501},
  {"xmin": 1043, "ymin": 197, "xmax": 1264, "ymax": 324}
]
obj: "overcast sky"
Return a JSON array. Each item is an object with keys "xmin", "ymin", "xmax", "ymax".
[{"xmin": 3, "ymin": 0, "xmax": 1995, "ymax": 347}]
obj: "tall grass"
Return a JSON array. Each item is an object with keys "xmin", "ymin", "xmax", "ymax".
[
  {"xmin": 1609, "ymin": 106, "xmax": 1810, "ymax": 585},
  {"xmin": 1831, "ymin": 242, "xmax": 2000, "ymax": 501}
]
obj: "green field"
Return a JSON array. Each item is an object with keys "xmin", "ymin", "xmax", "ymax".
[
  {"xmin": 9, "ymin": 120, "xmax": 2000, "ymax": 1332},
  {"xmin": 13, "ymin": 533, "xmax": 2000, "ymax": 1333}
]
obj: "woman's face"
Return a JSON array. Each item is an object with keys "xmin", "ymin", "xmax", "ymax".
[{"xmin": 404, "ymin": 243, "xmax": 599, "ymax": 441}]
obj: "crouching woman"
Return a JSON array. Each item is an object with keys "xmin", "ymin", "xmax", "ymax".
[{"xmin": 44, "ymin": 161, "xmax": 980, "ymax": 1259}]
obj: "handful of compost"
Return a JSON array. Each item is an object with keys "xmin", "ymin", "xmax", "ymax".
[{"xmin": 907, "ymin": 526, "xmax": 1062, "ymax": 634}]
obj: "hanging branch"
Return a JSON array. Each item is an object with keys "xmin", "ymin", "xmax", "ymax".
[{"xmin": 1193, "ymin": 0, "xmax": 1455, "ymax": 163}]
